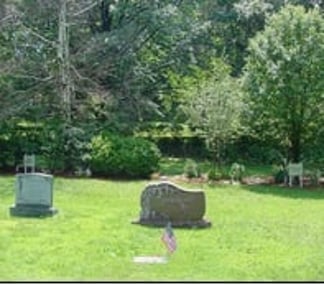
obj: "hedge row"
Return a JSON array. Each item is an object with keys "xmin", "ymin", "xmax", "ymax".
[{"xmin": 0, "ymin": 124, "xmax": 161, "ymax": 178}]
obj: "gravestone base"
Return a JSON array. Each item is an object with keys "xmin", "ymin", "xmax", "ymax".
[
  {"xmin": 10, "ymin": 204, "xmax": 58, "ymax": 217},
  {"xmin": 132, "ymin": 218, "xmax": 211, "ymax": 229}
]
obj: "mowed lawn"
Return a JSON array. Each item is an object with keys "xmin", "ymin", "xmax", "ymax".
[{"xmin": 0, "ymin": 175, "xmax": 324, "ymax": 281}]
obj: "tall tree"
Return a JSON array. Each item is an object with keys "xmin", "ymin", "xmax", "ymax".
[
  {"xmin": 0, "ymin": 0, "xmax": 214, "ymax": 133},
  {"xmin": 200, "ymin": 0, "xmax": 323, "ymax": 76},
  {"xmin": 243, "ymin": 5, "xmax": 324, "ymax": 162},
  {"xmin": 182, "ymin": 60, "xmax": 245, "ymax": 169}
]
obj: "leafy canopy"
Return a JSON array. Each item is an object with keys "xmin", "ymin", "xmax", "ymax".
[{"xmin": 243, "ymin": 5, "xmax": 324, "ymax": 162}]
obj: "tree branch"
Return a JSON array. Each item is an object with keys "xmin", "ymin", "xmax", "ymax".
[
  {"xmin": 20, "ymin": 23, "xmax": 58, "ymax": 47},
  {"xmin": 71, "ymin": 1, "xmax": 98, "ymax": 17},
  {"xmin": 0, "ymin": 14, "xmax": 14, "ymax": 25},
  {"xmin": 70, "ymin": 64, "xmax": 101, "ymax": 89},
  {"xmin": 10, "ymin": 74, "xmax": 53, "ymax": 82}
]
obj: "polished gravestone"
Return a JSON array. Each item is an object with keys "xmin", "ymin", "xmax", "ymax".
[
  {"xmin": 133, "ymin": 181, "xmax": 211, "ymax": 228},
  {"xmin": 10, "ymin": 173, "xmax": 58, "ymax": 217}
]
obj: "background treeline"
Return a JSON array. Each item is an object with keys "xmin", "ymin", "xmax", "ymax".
[{"xmin": 0, "ymin": 0, "xmax": 323, "ymax": 177}]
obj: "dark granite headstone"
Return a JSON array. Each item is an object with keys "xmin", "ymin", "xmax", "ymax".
[{"xmin": 133, "ymin": 181, "xmax": 211, "ymax": 228}]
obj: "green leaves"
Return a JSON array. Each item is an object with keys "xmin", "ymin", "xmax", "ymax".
[
  {"xmin": 182, "ymin": 59, "xmax": 246, "ymax": 167},
  {"xmin": 244, "ymin": 5, "xmax": 324, "ymax": 162},
  {"xmin": 89, "ymin": 133, "xmax": 161, "ymax": 178}
]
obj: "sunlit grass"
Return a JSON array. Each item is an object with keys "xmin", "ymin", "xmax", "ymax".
[{"xmin": 0, "ymin": 175, "xmax": 323, "ymax": 281}]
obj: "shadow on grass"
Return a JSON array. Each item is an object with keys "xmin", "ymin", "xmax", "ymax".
[{"xmin": 240, "ymin": 184, "xmax": 324, "ymax": 200}]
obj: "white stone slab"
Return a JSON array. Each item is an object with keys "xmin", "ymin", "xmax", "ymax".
[{"xmin": 133, "ymin": 256, "xmax": 168, "ymax": 264}]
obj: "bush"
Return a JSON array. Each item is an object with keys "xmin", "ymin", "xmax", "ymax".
[
  {"xmin": 271, "ymin": 156, "xmax": 289, "ymax": 184},
  {"xmin": 207, "ymin": 167, "xmax": 222, "ymax": 181},
  {"xmin": 272, "ymin": 165, "xmax": 287, "ymax": 184},
  {"xmin": 0, "ymin": 120, "xmax": 91, "ymax": 174},
  {"xmin": 0, "ymin": 121, "xmax": 43, "ymax": 170},
  {"xmin": 305, "ymin": 168, "xmax": 321, "ymax": 186},
  {"xmin": 183, "ymin": 159, "xmax": 201, "ymax": 178},
  {"xmin": 90, "ymin": 133, "xmax": 161, "ymax": 178},
  {"xmin": 229, "ymin": 162, "xmax": 245, "ymax": 183},
  {"xmin": 40, "ymin": 124, "xmax": 90, "ymax": 173}
]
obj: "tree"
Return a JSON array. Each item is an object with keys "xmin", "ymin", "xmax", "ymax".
[
  {"xmin": 0, "ymin": 0, "xmax": 214, "ymax": 133},
  {"xmin": 182, "ymin": 60, "xmax": 245, "ymax": 169},
  {"xmin": 77, "ymin": 0, "xmax": 214, "ymax": 132},
  {"xmin": 199, "ymin": 0, "xmax": 323, "ymax": 76},
  {"xmin": 243, "ymin": 5, "xmax": 324, "ymax": 163}
]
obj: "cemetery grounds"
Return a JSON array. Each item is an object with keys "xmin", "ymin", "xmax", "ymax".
[{"xmin": 0, "ymin": 159, "xmax": 323, "ymax": 281}]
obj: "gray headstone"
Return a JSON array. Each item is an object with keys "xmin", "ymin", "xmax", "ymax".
[
  {"xmin": 10, "ymin": 173, "xmax": 58, "ymax": 217},
  {"xmin": 133, "ymin": 181, "xmax": 211, "ymax": 228}
]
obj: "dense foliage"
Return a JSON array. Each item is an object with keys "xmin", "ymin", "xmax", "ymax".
[
  {"xmin": 90, "ymin": 133, "xmax": 161, "ymax": 178},
  {"xmin": 0, "ymin": 1, "xmax": 323, "ymax": 174},
  {"xmin": 244, "ymin": 5, "xmax": 324, "ymax": 163},
  {"xmin": 182, "ymin": 60, "xmax": 245, "ymax": 169}
]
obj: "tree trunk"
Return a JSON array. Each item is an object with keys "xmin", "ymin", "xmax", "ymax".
[
  {"xmin": 100, "ymin": 0, "xmax": 111, "ymax": 32},
  {"xmin": 58, "ymin": 0, "xmax": 73, "ymax": 123},
  {"xmin": 289, "ymin": 122, "xmax": 302, "ymax": 163},
  {"xmin": 290, "ymin": 137, "xmax": 301, "ymax": 163}
]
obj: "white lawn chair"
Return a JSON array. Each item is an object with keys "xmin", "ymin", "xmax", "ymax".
[
  {"xmin": 23, "ymin": 154, "xmax": 35, "ymax": 173},
  {"xmin": 287, "ymin": 162, "xmax": 303, "ymax": 187}
]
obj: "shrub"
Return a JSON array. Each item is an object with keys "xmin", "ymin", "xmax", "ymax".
[
  {"xmin": 207, "ymin": 168, "xmax": 222, "ymax": 181},
  {"xmin": 272, "ymin": 165, "xmax": 287, "ymax": 184},
  {"xmin": 183, "ymin": 159, "xmax": 201, "ymax": 178},
  {"xmin": 271, "ymin": 156, "xmax": 289, "ymax": 184},
  {"xmin": 90, "ymin": 133, "xmax": 161, "ymax": 178},
  {"xmin": 0, "ymin": 121, "xmax": 43, "ymax": 170},
  {"xmin": 229, "ymin": 162, "xmax": 245, "ymax": 183},
  {"xmin": 40, "ymin": 124, "xmax": 90, "ymax": 173},
  {"xmin": 305, "ymin": 169, "xmax": 321, "ymax": 186}
]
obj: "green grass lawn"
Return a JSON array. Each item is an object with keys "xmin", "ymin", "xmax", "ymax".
[{"xmin": 0, "ymin": 175, "xmax": 324, "ymax": 281}]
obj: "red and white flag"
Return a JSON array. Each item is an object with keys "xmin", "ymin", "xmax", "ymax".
[{"xmin": 161, "ymin": 222, "xmax": 177, "ymax": 254}]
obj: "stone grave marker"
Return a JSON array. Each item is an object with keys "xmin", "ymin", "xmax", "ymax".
[
  {"xmin": 132, "ymin": 181, "xmax": 211, "ymax": 228},
  {"xmin": 10, "ymin": 155, "xmax": 58, "ymax": 217}
]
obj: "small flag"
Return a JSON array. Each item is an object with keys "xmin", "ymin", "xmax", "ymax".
[{"xmin": 161, "ymin": 222, "xmax": 177, "ymax": 254}]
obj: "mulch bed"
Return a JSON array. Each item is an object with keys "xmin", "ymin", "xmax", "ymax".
[{"xmin": 154, "ymin": 174, "xmax": 324, "ymax": 188}]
